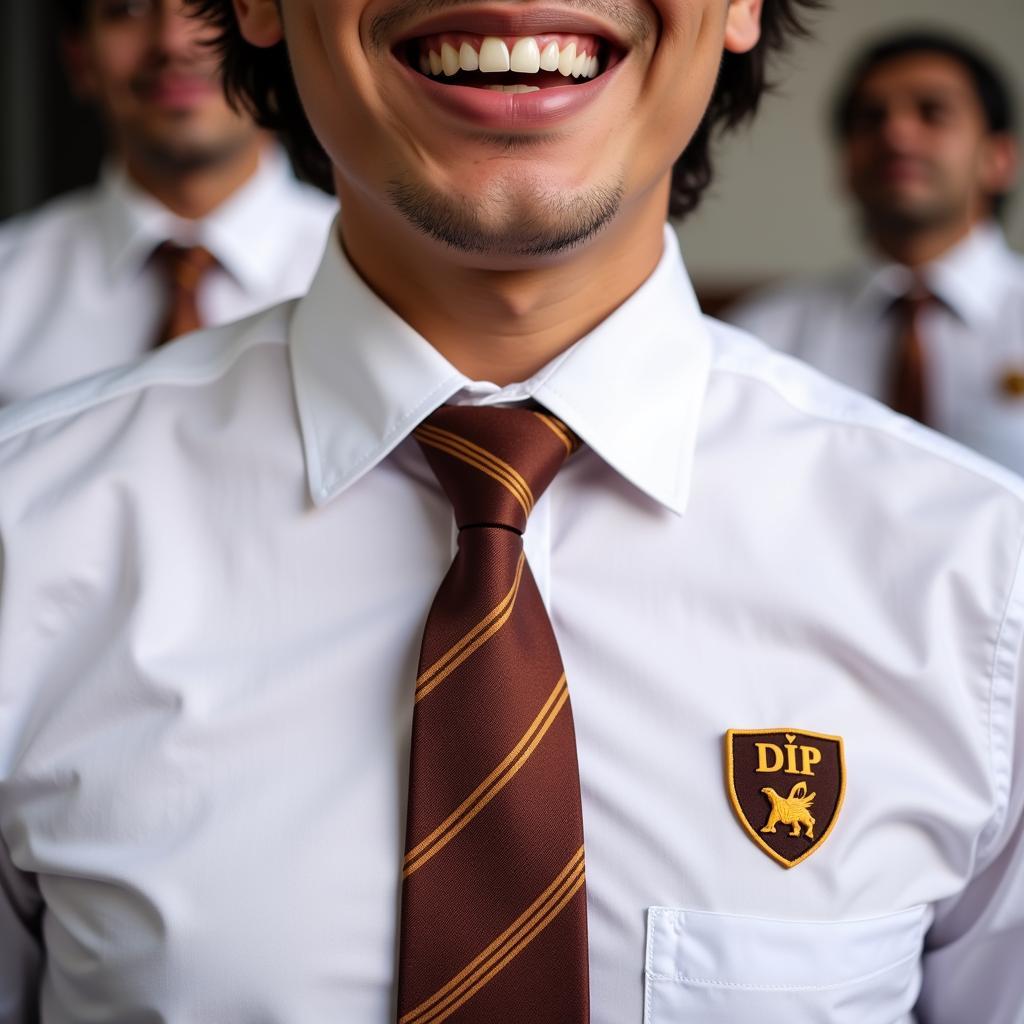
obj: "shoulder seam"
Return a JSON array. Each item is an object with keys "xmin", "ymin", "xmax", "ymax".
[
  {"xmin": 0, "ymin": 325, "xmax": 285, "ymax": 446},
  {"xmin": 709, "ymin": 351, "xmax": 1024, "ymax": 503}
]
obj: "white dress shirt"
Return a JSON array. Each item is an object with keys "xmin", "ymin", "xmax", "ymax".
[
  {"xmin": 1, "ymin": 225, "xmax": 1022, "ymax": 1023},
  {"xmin": 0, "ymin": 147, "xmax": 336, "ymax": 405},
  {"xmin": 726, "ymin": 223, "xmax": 1024, "ymax": 476}
]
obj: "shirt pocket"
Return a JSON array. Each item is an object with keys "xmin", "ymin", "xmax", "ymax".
[{"xmin": 643, "ymin": 904, "xmax": 930, "ymax": 1024}]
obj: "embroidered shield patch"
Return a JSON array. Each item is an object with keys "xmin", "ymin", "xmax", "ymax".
[{"xmin": 725, "ymin": 728, "xmax": 845, "ymax": 869}]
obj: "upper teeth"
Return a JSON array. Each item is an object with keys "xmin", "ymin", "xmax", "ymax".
[{"xmin": 419, "ymin": 36, "xmax": 601, "ymax": 79}]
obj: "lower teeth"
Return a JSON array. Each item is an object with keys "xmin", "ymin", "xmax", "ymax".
[{"xmin": 485, "ymin": 84, "xmax": 541, "ymax": 94}]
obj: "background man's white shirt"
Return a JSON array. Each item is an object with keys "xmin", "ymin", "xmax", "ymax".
[
  {"xmin": 0, "ymin": 228, "xmax": 1021, "ymax": 1023},
  {"xmin": 0, "ymin": 147, "xmax": 336, "ymax": 405},
  {"xmin": 726, "ymin": 223, "xmax": 1024, "ymax": 476}
]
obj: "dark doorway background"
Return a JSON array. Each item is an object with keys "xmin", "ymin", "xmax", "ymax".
[{"xmin": 1, "ymin": 1, "xmax": 104, "ymax": 222}]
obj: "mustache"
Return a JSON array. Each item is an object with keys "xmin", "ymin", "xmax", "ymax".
[
  {"xmin": 368, "ymin": 0, "xmax": 653, "ymax": 55},
  {"xmin": 130, "ymin": 57, "xmax": 218, "ymax": 91},
  {"xmin": 871, "ymin": 153, "xmax": 938, "ymax": 174}
]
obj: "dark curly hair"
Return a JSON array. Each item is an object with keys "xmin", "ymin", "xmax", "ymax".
[
  {"xmin": 54, "ymin": 0, "xmax": 87, "ymax": 30},
  {"xmin": 184, "ymin": 0, "xmax": 825, "ymax": 218}
]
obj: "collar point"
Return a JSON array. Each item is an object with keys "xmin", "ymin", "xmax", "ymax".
[
  {"xmin": 657, "ymin": 490, "xmax": 688, "ymax": 518},
  {"xmin": 312, "ymin": 480, "xmax": 339, "ymax": 507}
]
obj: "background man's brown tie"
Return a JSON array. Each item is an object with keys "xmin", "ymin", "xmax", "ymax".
[
  {"xmin": 890, "ymin": 283, "xmax": 934, "ymax": 425},
  {"xmin": 398, "ymin": 404, "xmax": 590, "ymax": 1024},
  {"xmin": 151, "ymin": 242, "xmax": 218, "ymax": 347}
]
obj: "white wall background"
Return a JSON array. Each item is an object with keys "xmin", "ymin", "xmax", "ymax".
[{"xmin": 677, "ymin": 0, "xmax": 1024, "ymax": 286}]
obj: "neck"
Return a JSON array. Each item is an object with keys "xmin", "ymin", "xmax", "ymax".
[
  {"xmin": 121, "ymin": 136, "xmax": 267, "ymax": 220},
  {"xmin": 870, "ymin": 210, "xmax": 985, "ymax": 269},
  {"xmin": 338, "ymin": 182, "xmax": 670, "ymax": 386}
]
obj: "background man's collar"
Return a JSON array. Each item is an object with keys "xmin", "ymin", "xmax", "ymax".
[
  {"xmin": 199, "ymin": 146, "xmax": 311, "ymax": 292},
  {"xmin": 98, "ymin": 162, "xmax": 189, "ymax": 281},
  {"xmin": 853, "ymin": 221, "xmax": 1013, "ymax": 326},
  {"xmin": 98, "ymin": 146, "xmax": 302, "ymax": 292},
  {"xmin": 926, "ymin": 222, "xmax": 1014, "ymax": 327}
]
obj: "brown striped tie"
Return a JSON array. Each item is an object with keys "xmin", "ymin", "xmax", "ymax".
[
  {"xmin": 890, "ymin": 283, "xmax": 934, "ymax": 426},
  {"xmin": 151, "ymin": 242, "xmax": 218, "ymax": 347},
  {"xmin": 398, "ymin": 404, "xmax": 589, "ymax": 1024}
]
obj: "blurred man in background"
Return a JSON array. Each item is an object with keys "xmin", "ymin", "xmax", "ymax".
[
  {"xmin": 728, "ymin": 31, "xmax": 1023, "ymax": 474},
  {"xmin": 0, "ymin": 0, "xmax": 335, "ymax": 406}
]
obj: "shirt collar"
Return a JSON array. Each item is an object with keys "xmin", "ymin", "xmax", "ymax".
[
  {"xmin": 289, "ymin": 223, "xmax": 712, "ymax": 515},
  {"xmin": 98, "ymin": 146, "xmax": 306, "ymax": 292},
  {"xmin": 925, "ymin": 221, "xmax": 1013, "ymax": 326},
  {"xmin": 98, "ymin": 162, "xmax": 185, "ymax": 281},
  {"xmin": 852, "ymin": 221, "xmax": 1013, "ymax": 326}
]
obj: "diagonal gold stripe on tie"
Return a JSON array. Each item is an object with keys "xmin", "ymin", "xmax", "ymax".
[
  {"xmin": 416, "ymin": 432, "xmax": 531, "ymax": 518},
  {"xmin": 415, "ymin": 423, "xmax": 534, "ymax": 506},
  {"xmin": 400, "ymin": 847, "xmax": 586, "ymax": 1024},
  {"xmin": 415, "ymin": 552, "xmax": 526, "ymax": 702},
  {"xmin": 532, "ymin": 412, "xmax": 576, "ymax": 455},
  {"xmin": 404, "ymin": 674, "xmax": 569, "ymax": 877},
  {"xmin": 414, "ymin": 426, "xmax": 534, "ymax": 516},
  {"xmin": 428, "ymin": 868, "xmax": 586, "ymax": 1024},
  {"xmin": 415, "ymin": 868, "xmax": 586, "ymax": 1024},
  {"xmin": 415, "ymin": 424, "xmax": 534, "ymax": 515}
]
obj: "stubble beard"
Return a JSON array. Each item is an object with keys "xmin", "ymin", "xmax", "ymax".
[
  {"xmin": 386, "ymin": 171, "xmax": 625, "ymax": 258},
  {"xmin": 861, "ymin": 195, "xmax": 972, "ymax": 246},
  {"xmin": 128, "ymin": 120, "xmax": 260, "ymax": 178},
  {"xmin": 857, "ymin": 167, "xmax": 971, "ymax": 242}
]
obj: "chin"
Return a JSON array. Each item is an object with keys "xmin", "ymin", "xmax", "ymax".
[
  {"xmin": 134, "ymin": 124, "xmax": 257, "ymax": 173},
  {"xmin": 866, "ymin": 197, "xmax": 958, "ymax": 237},
  {"xmin": 385, "ymin": 170, "xmax": 624, "ymax": 258}
]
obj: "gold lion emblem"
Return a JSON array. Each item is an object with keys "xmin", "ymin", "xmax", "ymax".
[{"xmin": 760, "ymin": 781, "xmax": 816, "ymax": 839}]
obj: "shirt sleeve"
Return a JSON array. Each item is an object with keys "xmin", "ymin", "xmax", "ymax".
[
  {"xmin": 0, "ymin": 831, "xmax": 42, "ymax": 1023},
  {"xmin": 0, "ymin": 533, "xmax": 44, "ymax": 1021},
  {"xmin": 916, "ymin": 547, "xmax": 1024, "ymax": 1024}
]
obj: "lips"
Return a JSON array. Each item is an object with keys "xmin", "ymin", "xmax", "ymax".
[
  {"xmin": 390, "ymin": 10, "xmax": 627, "ymax": 130},
  {"xmin": 872, "ymin": 155, "xmax": 935, "ymax": 186},
  {"xmin": 139, "ymin": 74, "xmax": 218, "ymax": 108},
  {"xmin": 392, "ymin": 7, "xmax": 631, "ymax": 50}
]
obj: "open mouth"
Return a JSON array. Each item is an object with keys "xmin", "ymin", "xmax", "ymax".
[{"xmin": 397, "ymin": 32, "xmax": 622, "ymax": 93}]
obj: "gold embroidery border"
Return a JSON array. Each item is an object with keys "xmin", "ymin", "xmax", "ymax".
[{"xmin": 724, "ymin": 727, "xmax": 846, "ymax": 870}]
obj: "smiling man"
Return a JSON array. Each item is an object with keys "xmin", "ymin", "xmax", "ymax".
[
  {"xmin": 0, "ymin": 1, "xmax": 1023, "ymax": 1023},
  {"xmin": 0, "ymin": 0, "xmax": 334, "ymax": 404}
]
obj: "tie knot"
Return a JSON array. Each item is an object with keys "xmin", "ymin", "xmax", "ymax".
[
  {"xmin": 891, "ymin": 281, "xmax": 935, "ymax": 317},
  {"xmin": 153, "ymin": 242, "xmax": 218, "ymax": 292},
  {"xmin": 415, "ymin": 405, "xmax": 580, "ymax": 533}
]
